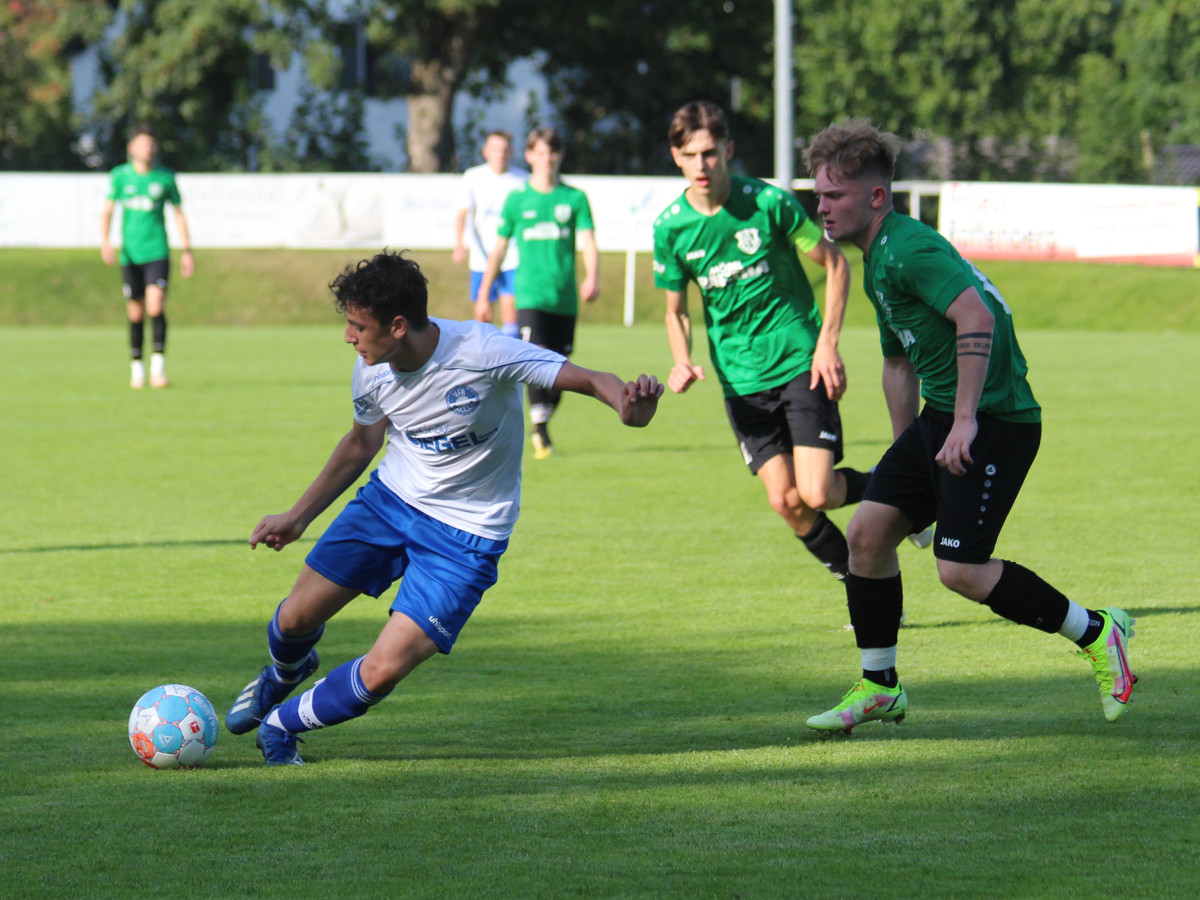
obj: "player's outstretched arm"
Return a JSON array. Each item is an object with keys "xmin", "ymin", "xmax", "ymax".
[
  {"xmin": 250, "ymin": 418, "xmax": 388, "ymax": 551},
  {"xmin": 553, "ymin": 362, "xmax": 664, "ymax": 428}
]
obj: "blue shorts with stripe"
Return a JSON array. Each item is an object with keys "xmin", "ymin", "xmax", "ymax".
[{"xmin": 305, "ymin": 471, "xmax": 508, "ymax": 653}]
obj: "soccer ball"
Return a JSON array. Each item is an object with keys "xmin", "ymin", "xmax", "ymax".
[{"xmin": 128, "ymin": 684, "xmax": 219, "ymax": 769}]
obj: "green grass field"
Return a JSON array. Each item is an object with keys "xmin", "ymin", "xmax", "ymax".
[{"xmin": 2, "ymin": 250, "xmax": 1199, "ymax": 898}]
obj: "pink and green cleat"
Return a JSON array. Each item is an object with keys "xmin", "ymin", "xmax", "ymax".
[
  {"xmin": 1078, "ymin": 607, "xmax": 1137, "ymax": 722},
  {"xmin": 806, "ymin": 678, "xmax": 908, "ymax": 734}
]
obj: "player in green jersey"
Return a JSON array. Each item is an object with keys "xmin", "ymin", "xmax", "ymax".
[
  {"xmin": 802, "ymin": 119, "xmax": 1135, "ymax": 732},
  {"xmin": 654, "ymin": 100, "xmax": 875, "ymax": 584},
  {"xmin": 100, "ymin": 125, "xmax": 194, "ymax": 389},
  {"xmin": 477, "ymin": 127, "xmax": 598, "ymax": 459}
]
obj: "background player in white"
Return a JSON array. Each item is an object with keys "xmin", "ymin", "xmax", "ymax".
[
  {"xmin": 224, "ymin": 250, "xmax": 663, "ymax": 764},
  {"xmin": 454, "ymin": 130, "xmax": 527, "ymax": 338}
]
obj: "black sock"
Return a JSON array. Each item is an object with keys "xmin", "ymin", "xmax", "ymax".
[
  {"xmin": 846, "ymin": 572, "xmax": 904, "ymax": 648},
  {"xmin": 151, "ymin": 314, "xmax": 167, "ymax": 353},
  {"xmin": 837, "ymin": 467, "xmax": 872, "ymax": 506},
  {"xmin": 863, "ymin": 667, "xmax": 898, "ymax": 688},
  {"xmin": 984, "ymin": 560, "xmax": 1070, "ymax": 633},
  {"xmin": 798, "ymin": 512, "xmax": 849, "ymax": 579},
  {"xmin": 1077, "ymin": 610, "xmax": 1106, "ymax": 648},
  {"xmin": 130, "ymin": 320, "xmax": 144, "ymax": 359},
  {"xmin": 535, "ymin": 421, "xmax": 550, "ymax": 443}
]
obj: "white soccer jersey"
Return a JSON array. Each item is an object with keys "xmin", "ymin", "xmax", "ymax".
[
  {"xmin": 351, "ymin": 318, "xmax": 565, "ymax": 539},
  {"xmin": 457, "ymin": 163, "xmax": 528, "ymax": 272}
]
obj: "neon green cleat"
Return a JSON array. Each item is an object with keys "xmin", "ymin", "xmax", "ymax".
[
  {"xmin": 806, "ymin": 678, "xmax": 908, "ymax": 734},
  {"xmin": 1077, "ymin": 607, "xmax": 1137, "ymax": 722},
  {"xmin": 530, "ymin": 432, "xmax": 553, "ymax": 460}
]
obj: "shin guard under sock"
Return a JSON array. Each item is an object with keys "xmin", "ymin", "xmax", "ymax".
[
  {"xmin": 837, "ymin": 467, "xmax": 872, "ymax": 506},
  {"xmin": 984, "ymin": 560, "xmax": 1070, "ymax": 633},
  {"xmin": 845, "ymin": 572, "xmax": 904, "ymax": 650},
  {"xmin": 799, "ymin": 512, "xmax": 849, "ymax": 579},
  {"xmin": 269, "ymin": 657, "xmax": 389, "ymax": 734}
]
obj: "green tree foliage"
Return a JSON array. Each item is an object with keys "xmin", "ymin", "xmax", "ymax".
[
  {"xmin": 530, "ymin": 1, "xmax": 775, "ymax": 176},
  {"xmin": 0, "ymin": 0, "xmax": 112, "ymax": 170},
  {"xmin": 91, "ymin": 0, "xmax": 268, "ymax": 171}
]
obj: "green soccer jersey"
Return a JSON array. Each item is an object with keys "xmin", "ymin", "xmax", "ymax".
[
  {"xmin": 864, "ymin": 211, "xmax": 1041, "ymax": 423},
  {"xmin": 106, "ymin": 163, "xmax": 182, "ymax": 265},
  {"xmin": 497, "ymin": 181, "xmax": 594, "ymax": 316},
  {"xmin": 653, "ymin": 174, "xmax": 826, "ymax": 397}
]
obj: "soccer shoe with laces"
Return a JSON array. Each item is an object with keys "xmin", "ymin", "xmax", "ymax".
[
  {"xmin": 530, "ymin": 432, "xmax": 553, "ymax": 460},
  {"xmin": 806, "ymin": 678, "xmax": 908, "ymax": 734},
  {"xmin": 1077, "ymin": 607, "xmax": 1137, "ymax": 722},
  {"xmin": 225, "ymin": 651, "xmax": 320, "ymax": 735},
  {"xmin": 256, "ymin": 718, "xmax": 304, "ymax": 765}
]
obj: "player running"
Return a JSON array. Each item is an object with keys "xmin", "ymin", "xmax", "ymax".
[
  {"xmin": 653, "ymin": 100, "xmax": 875, "ymax": 584},
  {"xmin": 225, "ymin": 250, "xmax": 663, "ymax": 765},
  {"xmin": 802, "ymin": 119, "xmax": 1136, "ymax": 732}
]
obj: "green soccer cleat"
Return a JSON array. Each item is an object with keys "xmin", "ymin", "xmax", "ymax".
[
  {"xmin": 1077, "ymin": 607, "xmax": 1137, "ymax": 722},
  {"xmin": 806, "ymin": 678, "xmax": 908, "ymax": 734}
]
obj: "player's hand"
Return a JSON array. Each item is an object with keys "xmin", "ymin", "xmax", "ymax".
[
  {"xmin": 811, "ymin": 343, "xmax": 846, "ymax": 400},
  {"xmin": 452, "ymin": 244, "xmax": 468, "ymax": 265},
  {"xmin": 935, "ymin": 418, "xmax": 978, "ymax": 476},
  {"xmin": 667, "ymin": 363, "xmax": 704, "ymax": 394},
  {"xmin": 180, "ymin": 250, "xmax": 195, "ymax": 278},
  {"xmin": 101, "ymin": 243, "xmax": 116, "ymax": 266},
  {"xmin": 619, "ymin": 374, "xmax": 665, "ymax": 427},
  {"xmin": 473, "ymin": 296, "xmax": 493, "ymax": 323},
  {"xmin": 250, "ymin": 513, "xmax": 306, "ymax": 551},
  {"xmin": 580, "ymin": 276, "xmax": 599, "ymax": 303}
]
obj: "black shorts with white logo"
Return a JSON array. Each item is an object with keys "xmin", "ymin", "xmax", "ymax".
[
  {"xmin": 864, "ymin": 405, "xmax": 1042, "ymax": 564},
  {"xmin": 121, "ymin": 258, "xmax": 170, "ymax": 300},
  {"xmin": 724, "ymin": 372, "xmax": 844, "ymax": 475},
  {"xmin": 518, "ymin": 308, "xmax": 575, "ymax": 356}
]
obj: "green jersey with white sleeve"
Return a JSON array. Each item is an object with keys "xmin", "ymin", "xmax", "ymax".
[
  {"xmin": 653, "ymin": 174, "xmax": 826, "ymax": 397},
  {"xmin": 864, "ymin": 211, "xmax": 1040, "ymax": 423}
]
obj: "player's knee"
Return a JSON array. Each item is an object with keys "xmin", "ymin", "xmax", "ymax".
[
  {"xmin": 767, "ymin": 487, "xmax": 802, "ymax": 520},
  {"xmin": 936, "ymin": 560, "xmax": 990, "ymax": 601},
  {"xmin": 846, "ymin": 514, "xmax": 889, "ymax": 562},
  {"xmin": 796, "ymin": 482, "xmax": 831, "ymax": 511}
]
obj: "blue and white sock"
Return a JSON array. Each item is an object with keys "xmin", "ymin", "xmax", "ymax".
[
  {"xmin": 267, "ymin": 601, "xmax": 323, "ymax": 683},
  {"xmin": 266, "ymin": 657, "xmax": 389, "ymax": 734}
]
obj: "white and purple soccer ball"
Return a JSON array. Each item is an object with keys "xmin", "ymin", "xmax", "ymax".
[{"xmin": 128, "ymin": 684, "xmax": 219, "ymax": 769}]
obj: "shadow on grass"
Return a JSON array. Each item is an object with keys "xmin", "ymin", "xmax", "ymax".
[
  {"xmin": 0, "ymin": 537, "xmax": 316, "ymax": 554},
  {"xmin": 4, "ymin": 618, "xmax": 1186, "ymax": 769}
]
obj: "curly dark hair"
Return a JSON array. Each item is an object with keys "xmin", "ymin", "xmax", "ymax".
[{"xmin": 329, "ymin": 249, "xmax": 430, "ymax": 329}]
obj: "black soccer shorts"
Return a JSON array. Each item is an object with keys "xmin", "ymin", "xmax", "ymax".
[
  {"xmin": 864, "ymin": 406, "xmax": 1042, "ymax": 564},
  {"xmin": 723, "ymin": 372, "xmax": 845, "ymax": 475},
  {"xmin": 121, "ymin": 257, "xmax": 170, "ymax": 300}
]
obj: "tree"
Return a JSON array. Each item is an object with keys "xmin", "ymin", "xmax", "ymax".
[
  {"xmin": 530, "ymin": 1, "xmax": 776, "ymax": 176},
  {"xmin": 0, "ymin": 0, "xmax": 113, "ymax": 170},
  {"xmin": 91, "ymin": 0, "xmax": 270, "ymax": 171}
]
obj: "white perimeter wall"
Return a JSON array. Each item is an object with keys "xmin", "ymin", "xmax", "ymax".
[{"xmin": 2, "ymin": 173, "xmax": 1196, "ymax": 268}]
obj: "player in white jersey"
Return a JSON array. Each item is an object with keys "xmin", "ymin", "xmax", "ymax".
[
  {"xmin": 454, "ymin": 130, "xmax": 528, "ymax": 338},
  {"xmin": 224, "ymin": 249, "xmax": 663, "ymax": 765}
]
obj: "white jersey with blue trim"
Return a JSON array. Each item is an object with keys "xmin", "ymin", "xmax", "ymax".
[{"xmin": 351, "ymin": 317, "xmax": 565, "ymax": 539}]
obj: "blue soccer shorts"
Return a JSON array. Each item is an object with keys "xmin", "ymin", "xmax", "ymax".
[
  {"xmin": 305, "ymin": 471, "xmax": 508, "ymax": 653},
  {"xmin": 469, "ymin": 268, "xmax": 517, "ymax": 303}
]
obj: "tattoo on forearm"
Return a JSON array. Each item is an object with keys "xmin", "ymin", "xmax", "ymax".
[{"xmin": 957, "ymin": 331, "xmax": 992, "ymax": 358}]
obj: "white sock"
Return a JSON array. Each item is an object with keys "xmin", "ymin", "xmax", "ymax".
[
  {"xmin": 529, "ymin": 403, "xmax": 552, "ymax": 425},
  {"xmin": 131, "ymin": 360, "xmax": 145, "ymax": 379},
  {"xmin": 861, "ymin": 646, "xmax": 897, "ymax": 672},
  {"xmin": 150, "ymin": 352, "xmax": 165, "ymax": 376},
  {"xmin": 1057, "ymin": 600, "xmax": 1090, "ymax": 642}
]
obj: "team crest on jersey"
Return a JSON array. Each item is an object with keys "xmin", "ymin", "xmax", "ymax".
[
  {"xmin": 149, "ymin": 182, "xmax": 164, "ymax": 199},
  {"xmin": 554, "ymin": 204, "xmax": 572, "ymax": 224},
  {"xmin": 446, "ymin": 385, "xmax": 481, "ymax": 416},
  {"xmin": 735, "ymin": 228, "xmax": 761, "ymax": 254}
]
